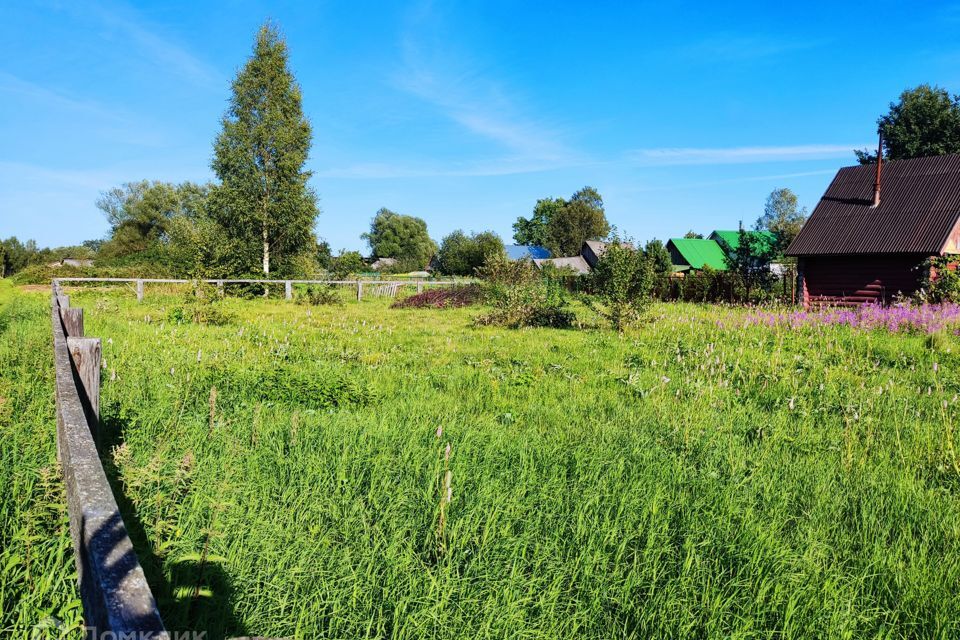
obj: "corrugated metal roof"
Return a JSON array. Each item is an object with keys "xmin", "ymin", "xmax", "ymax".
[
  {"xmin": 667, "ymin": 238, "xmax": 728, "ymax": 270},
  {"xmin": 504, "ymin": 245, "xmax": 552, "ymax": 260},
  {"xmin": 582, "ymin": 240, "xmax": 632, "ymax": 255},
  {"xmin": 786, "ymin": 154, "xmax": 960, "ymax": 256},
  {"xmin": 534, "ymin": 256, "xmax": 591, "ymax": 274}
]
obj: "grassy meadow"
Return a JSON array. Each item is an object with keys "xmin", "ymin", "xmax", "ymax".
[
  {"xmin": 4, "ymin": 280, "xmax": 960, "ymax": 638},
  {"xmin": 0, "ymin": 281, "xmax": 83, "ymax": 637}
]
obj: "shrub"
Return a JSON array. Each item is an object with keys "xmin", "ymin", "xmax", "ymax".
[
  {"xmin": 167, "ymin": 280, "xmax": 233, "ymax": 325},
  {"xmin": 296, "ymin": 285, "xmax": 341, "ymax": 306},
  {"xmin": 920, "ymin": 256, "xmax": 960, "ymax": 303},
  {"xmin": 671, "ymin": 268, "xmax": 746, "ymax": 304},
  {"xmin": 392, "ymin": 285, "xmax": 482, "ymax": 309},
  {"xmin": 475, "ymin": 256, "xmax": 575, "ymax": 328},
  {"xmin": 167, "ymin": 304, "xmax": 233, "ymax": 326},
  {"xmin": 583, "ymin": 240, "xmax": 653, "ymax": 331}
]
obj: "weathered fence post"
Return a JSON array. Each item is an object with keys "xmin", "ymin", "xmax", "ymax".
[
  {"xmin": 136, "ymin": 279, "xmax": 144, "ymax": 302},
  {"xmin": 285, "ymin": 281, "xmax": 293, "ymax": 300},
  {"xmin": 417, "ymin": 281, "xmax": 423, "ymax": 293},
  {"xmin": 357, "ymin": 281, "xmax": 363, "ymax": 301},
  {"xmin": 60, "ymin": 307, "xmax": 84, "ymax": 337},
  {"xmin": 66, "ymin": 337, "xmax": 101, "ymax": 434},
  {"xmin": 57, "ymin": 293, "xmax": 70, "ymax": 308},
  {"xmin": 217, "ymin": 280, "xmax": 225, "ymax": 297}
]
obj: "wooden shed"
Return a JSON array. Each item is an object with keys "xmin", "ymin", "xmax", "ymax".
[{"xmin": 786, "ymin": 154, "xmax": 960, "ymax": 306}]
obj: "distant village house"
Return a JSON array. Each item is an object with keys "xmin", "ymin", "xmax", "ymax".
[
  {"xmin": 532, "ymin": 240, "xmax": 631, "ymax": 275},
  {"xmin": 666, "ymin": 237, "xmax": 727, "ymax": 273}
]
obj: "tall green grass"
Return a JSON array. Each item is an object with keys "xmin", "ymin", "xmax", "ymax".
[
  {"xmin": 0, "ymin": 281, "xmax": 83, "ymax": 638},
  {"xmin": 9, "ymin": 281, "xmax": 960, "ymax": 638}
]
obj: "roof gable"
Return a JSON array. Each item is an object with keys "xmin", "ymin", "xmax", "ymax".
[
  {"xmin": 786, "ymin": 154, "xmax": 960, "ymax": 256},
  {"xmin": 534, "ymin": 256, "xmax": 591, "ymax": 274},
  {"xmin": 667, "ymin": 238, "xmax": 728, "ymax": 270}
]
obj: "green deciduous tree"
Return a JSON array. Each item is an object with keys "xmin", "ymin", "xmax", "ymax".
[
  {"xmin": 210, "ymin": 22, "xmax": 318, "ymax": 278},
  {"xmin": 166, "ymin": 210, "xmax": 242, "ymax": 278},
  {"xmin": 316, "ymin": 239, "xmax": 333, "ymax": 271},
  {"xmin": 754, "ymin": 188, "xmax": 807, "ymax": 256},
  {"xmin": 97, "ymin": 181, "xmax": 215, "ymax": 269},
  {"xmin": 544, "ymin": 187, "xmax": 610, "ymax": 256},
  {"xmin": 725, "ymin": 228, "xmax": 777, "ymax": 299},
  {"xmin": 585, "ymin": 239, "xmax": 654, "ymax": 332},
  {"xmin": 329, "ymin": 250, "xmax": 365, "ymax": 279},
  {"xmin": 97, "ymin": 181, "xmax": 180, "ymax": 258},
  {"xmin": 512, "ymin": 197, "xmax": 565, "ymax": 246},
  {"xmin": 436, "ymin": 230, "xmax": 505, "ymax": 276},
  {"xmin": 361, "ymin": 208, "xmax": 437, "ymax": 271},
  {"xmin": 0, "ymin": 237, "xmax": 35, "ymax": 277},
  {"xmin": 643, "ymin": 239, "xmax": 672, "ymax": 276},
  {"xmin": 515, "ymin": 188, "xmax": 611, "ymax": 256},
  {"xmin": 643, "ymin": 239, "xmax": 673, "ymax": 296},
  {"xmin": 0, "ymin": 237, "xmax": 96, "ymax": 277},
  {"xmin": 856, "ymin": 85, "xmax": 960, "ymax": 164}
]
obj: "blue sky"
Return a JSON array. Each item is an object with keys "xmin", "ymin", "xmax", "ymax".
[{"xmin": 2, "ymin": 1, "xmax": 960, "ymax": 253}]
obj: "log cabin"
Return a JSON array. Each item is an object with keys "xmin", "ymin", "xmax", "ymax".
[{"xmin": 786, "ymin": 154, "xmax": 960, "ymax": 306}]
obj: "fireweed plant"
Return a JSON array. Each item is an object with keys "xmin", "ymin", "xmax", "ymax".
[{"xmin": 742, "ymin": 302, "xmax": 960, "ymax": 333}]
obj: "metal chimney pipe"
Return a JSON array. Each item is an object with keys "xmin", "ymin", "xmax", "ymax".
[{"xmin": 872, "ymin": 131, "xmax": 883, "ymax": 207}]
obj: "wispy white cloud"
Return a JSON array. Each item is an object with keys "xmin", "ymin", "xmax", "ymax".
[
  {"xmin": 318, "ymin": 144, "xmax": 862, "ymax": 179},
  {"xmin": 0, "ymin": 161, "xmax": 123, "ymax": 191},
  {"xmin": 0, "ymin": 71, "xmax": 170, "ymax": 148},
  {"xmin": 86, "ymin": 2, "xmax": 221, "ymax": 88},
  {"xmin": 0, "ymin": 72, "xmax": 113, "ymax": 118},
  {"xmin": 626, "ymin": 168, "xmax": 840, "ymax": 194},
  {"xmin": 0, "ymin": 160, "xmax": 210, "ymax": 194},
  {"xmin": 320, "ymin": 5, "xmax": 856, "ymax": 182},
  {"xmin": 624, "ymin": 144, "xmax": 862, "ymax": 166},
  {"xmin": 314, "ymin": 156, "xmax": 583, "ymax": 179},
  {"xmin": 392, "ymin": 2, "xmax": 582, "ymax": 167}
]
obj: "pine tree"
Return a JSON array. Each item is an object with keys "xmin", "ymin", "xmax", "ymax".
[{"xmin": 210, "ymin": 22, "xmax": 318, "ymax": 277}]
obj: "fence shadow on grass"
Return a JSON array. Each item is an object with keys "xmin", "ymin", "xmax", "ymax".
[{"xmin": 98, "ymin": 407, "xmax": 248, "ymax": 640}]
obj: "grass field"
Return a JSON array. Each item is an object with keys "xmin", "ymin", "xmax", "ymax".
[
  {"xmin": 0, "ymin": 281, "xmax": 83, "ymax": 638},
  {"xmin": 4, "ymin": 281, "xmax": 960, "ymax": 638}
]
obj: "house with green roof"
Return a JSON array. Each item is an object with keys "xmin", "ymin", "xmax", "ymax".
[{"xmin": 666, "ymin": 238, "xmax": 728, "ymax": 272}]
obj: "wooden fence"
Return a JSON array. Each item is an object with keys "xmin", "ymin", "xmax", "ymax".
[
  {"xmin": 53, "ymin": 277, "xmax": 461, "ymax": 302},
  {"xmin": 51, "ymin": 282, "xmax": 169, "ymax": 638}
]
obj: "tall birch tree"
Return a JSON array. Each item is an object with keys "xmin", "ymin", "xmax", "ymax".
[{"xmin": 211, "ymin": 22, "xmax": 318, "ymax": 277}]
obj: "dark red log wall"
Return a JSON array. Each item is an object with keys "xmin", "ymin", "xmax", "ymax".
[{"xmin": 798, "ymin": 254, "xmax": 929, "ymax": 306}]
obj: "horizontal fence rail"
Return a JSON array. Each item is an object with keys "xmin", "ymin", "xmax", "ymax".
[
  {"xmin": 53, "ymin": 277, "xmax": 463, "ymax": 301},
  {"xmin": 51, "ymin": 283, "xmax": 169, "ymax": 639}
]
